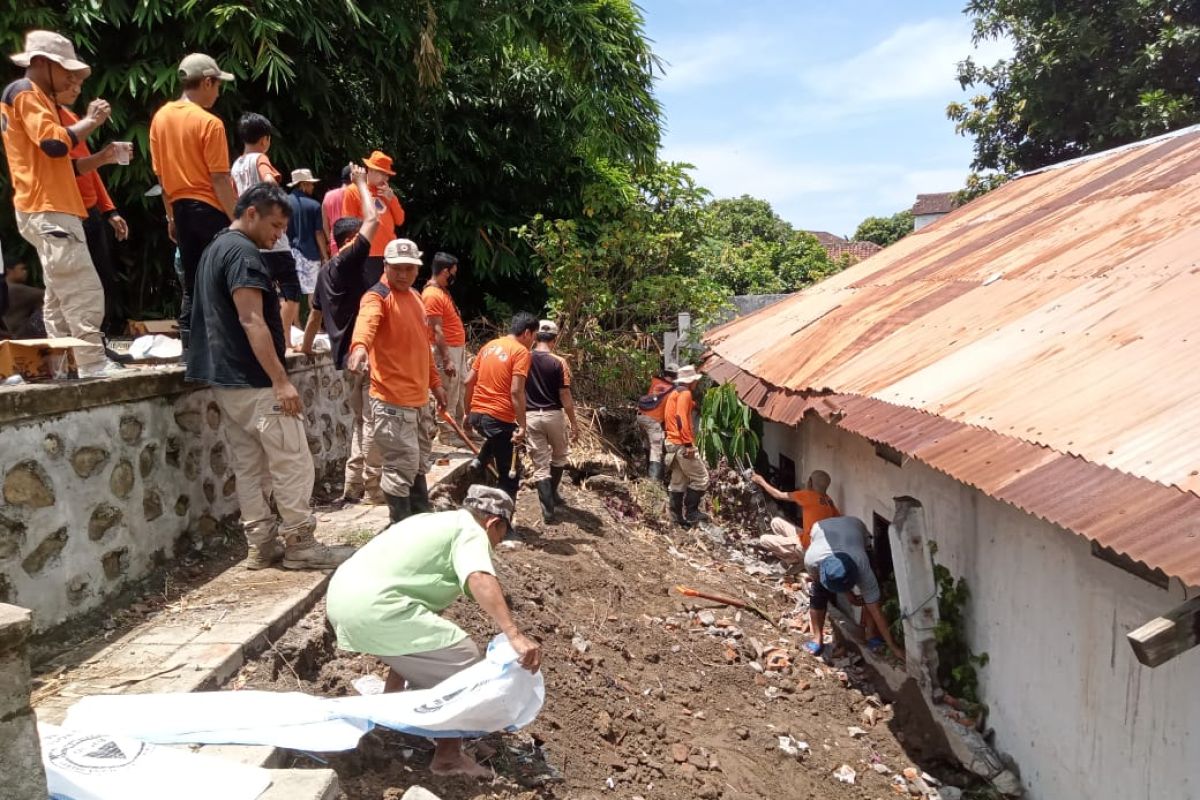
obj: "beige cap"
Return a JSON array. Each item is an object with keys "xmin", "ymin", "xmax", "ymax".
[
  {"xmin": 464, "ymin": 485, "xmax": 514, "ymax": 525},
  {"xmin": 383, "ymin": 238, "xmax": 422, "ymax": 266},
  {"xmin": 178, "ymin": 53, "xmax": 234, "ymax": 82},
  {"xmin": 10, "ymin": 31, "xmax": 89, "ymax": 72},
  {"xmin": 538, "ymin": 319, "xmax": 559, "ymax": 336},
  {"xmin": 287, "ymin": 168, "xmax": 319, "ymax": 187},
  {"xmin": 675, "ymin": 365, "xmax": 702, "ymax": 384}
]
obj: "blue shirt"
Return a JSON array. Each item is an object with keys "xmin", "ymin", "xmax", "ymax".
[{"xmin": 287, "ymin": 189, "xmax": 324, "ymax": 262}]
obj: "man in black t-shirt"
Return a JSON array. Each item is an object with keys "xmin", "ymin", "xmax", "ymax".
[
  {"xmin": 301, "ymin": 164, "xmax": 383, "ymax": 506},
  {"xmin": 525, "ymin": 320, "xmax": 579, "ymax": 523},
  {"xmin": 188, "ymin": 181, "xmax": 350, "ymax": 572}
]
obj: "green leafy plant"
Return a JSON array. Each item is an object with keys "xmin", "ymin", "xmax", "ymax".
[
  {"xmin": 931, "ymin": 559, "xmax": 990, "ymax": 707},
  {"xmin": 697, "ymin": 383, "xmax": 759, "ymax": 469}
]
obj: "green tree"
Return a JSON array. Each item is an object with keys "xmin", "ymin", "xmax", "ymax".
[
  {"xmin": 948, "ymin": 0, "xmax": 1200, "ymax": 173},
  {"xmin": 852, "ymin": 209, "xmax": 913, "ymax": 247},
  {"xmin": 696, "ymin": 195, "xmax": 836, "ymax": 296},
  {"xmin": 0, "ymin": 0, "xmax": 661, "ymax": 318}
]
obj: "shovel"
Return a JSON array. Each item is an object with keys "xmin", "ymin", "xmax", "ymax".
[{"xmin": 675, "ymin": 584, "xmax": 777, "ymax": 627}]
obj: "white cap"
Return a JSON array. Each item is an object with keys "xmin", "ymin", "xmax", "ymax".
[
  {"xmin": 538, "ymin": 319, "xmax": 559, "ymax": 336},
  {"xmin": 383, "ymin": 238, "xmax": 422, "ymax": 266}
]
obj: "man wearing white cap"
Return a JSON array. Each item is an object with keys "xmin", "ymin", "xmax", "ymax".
[
  {"xmin": 149, "ymin": 52, "xmax": 237, "ymax": 350},
  {"xmin": 285, "ymin": 168, "xmax": 327, "ymax": 302},
  {"xmin": 1, "ymin": 31, "xmax": 119, "ymax": 376},
  {"xmin": 348, "ymin": 238, "xmax": 446, "ymax": 524},
  {"xmin": 525, "ymin": 319, "xmax": 579, "ymax": 523},
  {"xmin": 663, "ymin": 364, "xmax": 709, "ymax": 527}
]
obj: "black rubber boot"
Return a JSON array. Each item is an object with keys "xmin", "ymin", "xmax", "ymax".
[
  {"xmin": 550, "ymin": 466, "xmax": 567, "ymax": 505},
  {"xmin": 537, "ymin": 479, "xmax": 557, "ymax": 524},
  {"xmin": 410, "ymin": 474, "xmax": 432, "ymax": 514},
  {"xmin": 648, "ymin": 461, "xmax": 663, "ymax": 481},
  {"xmin": 385, "ymin": 493, "xmax": 411, "ymax": 525},
  {"xmin": 668, "ymin": 491, "xmax": 686, "ymax": 526},
  {"xmin": 684, "ymin": 488, "xmax": 709, "ymax": 526}
]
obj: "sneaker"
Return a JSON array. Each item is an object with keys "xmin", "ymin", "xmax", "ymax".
[
  {"xmin": 76, "ymin": 360, "xmax": 125, "ymax": 380},
  {"xmin": 245, "ymin": 539, "xmax": 284, "ymax": 570},
  {"xmin": 282, "ymin": 541, "xmax": 354, "ymax": 570}
]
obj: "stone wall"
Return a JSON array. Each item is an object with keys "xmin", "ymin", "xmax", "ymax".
[
  {"xmin": 0, "ymin": 354, "xmax": 349, "ymax": 632},
  {"xmin": 0, "ymin": 604, "xmax": 48, "ymax": 799}
]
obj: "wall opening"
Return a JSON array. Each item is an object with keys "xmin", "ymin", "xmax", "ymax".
[
  {"xmin": 776, "ymin": 453, "xmax": 796, "ymax": 491},
  {"xmin": 871, "ymin": 512, "xmax": 902, "ymax": 642}
]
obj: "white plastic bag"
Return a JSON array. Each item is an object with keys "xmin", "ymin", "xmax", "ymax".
[
  {"xmin": 128, "ymin": 334, "xmax": 182, "ymax": 361},
  {"xmin": 64, "ymin": 635, "xmax": 544, "ymax": 751},
  {"xmin": 40, "ymin": 723, "xmax": 272, "ymax": 800}
]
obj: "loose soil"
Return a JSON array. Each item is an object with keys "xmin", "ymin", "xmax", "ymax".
[{"xmin": 231, "ymin": 476, "xmax": 973, "ymax": 800}]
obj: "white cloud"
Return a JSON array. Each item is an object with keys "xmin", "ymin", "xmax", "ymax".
[{"xmin": 654, "ymin": 28, "xmax": 784, "ymax": 93}]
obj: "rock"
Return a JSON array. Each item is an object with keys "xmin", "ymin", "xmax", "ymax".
[
  {"xmin": 749, "ymin": 661, "xmax": 764, "ymax": 674},
  {"xmin": 119, "ymin": 415, "xmax": 144, "ymax": 444},
  {"xmin": 206, "ymin": 402, "xmax": 221, "ymax": 430},
  {"xmin": 687, "ymin": 754, "xmax": 709, "ymax": 771},
  {"xmin": 735, "ymin": 727, "xmax": 749, "ymax": 740},
  {"xmin": 697, "ymin": 784, "xmax": 721, "ymax": 799},
  {"xmin": 0, "ymin": 515, "xmax": 26, "ymax": 559},
  {"xmin": 4, "ymin": 461, "xmax": 55, "ymax": 507},
  {"xmin": 203, "ymin": 480, "xmax": 216, "ymax": 504},
  {"xmin": 848, "ymin": 726, "xmax": 867, "ymax": 738},
  {"xmin": 222, "ymin": 475, "xmax": 237, "ymax": 497},
  {"xmin": 939, "ymin": 788, "xmax": 963, "ymax": 800},
  {"xmin": 594, "ymin": 710, "xmax": 613, "ymax": 739},
  {"xmin": 872, "ymin": 762, "xmax": 891, "ymax": 774},
  {"xmin": 572, "ymin": 633, "xmax": 591, "ymax": 654},
  {"xmin": 670, "ymin": 743, "xmax": 689, "ymax": 763},
  {"xmin": 194, "ymin": 515, "xmax": 221, "ymax": 543},
  {"xmin": 71, "ymin": 446, "xmax": 111, "ymax": 478},
  {"xmin": 143, "ymin": 490, "xmax": 163, "ymax": 521},
  {"xmin": 174, "ymin": 495, "xmax": 191, "ymax": 517},
  {"xmin": 139, "ymin": 444, "xmax": 158, "ymax": 478},
  {"xmin": 909, "ymin": 776, "xmax": 931, "ymax": 795},
  {"xmin": 210, "ymin": 442, "xmax": 227, "ymax": 476},
  {"xmin": 707, "ymin": 755, "xmax": 721, "ymax": 772},
  {"xmin": 67, "ymin": 577, "xmax": 90, "ymax": 605},
  {"xmin": 22, "ymin": 527, "xmax": 68, "ymax": 575},
  {"xmin": 43, "ymin": 433, "xmax": 63, "ymax": 457},
  {"xmin": 862, "ymin": 706, "xmax": 880, "ymax": 727},
  {"xmin": 832, "ymin": 764, "xmax": 856, "ymax": 785},
  {"xmin": 400, "ymin": 788, "xmax": 444, "ymax": 800},
  {"xmin": 903, "ymin": 768, "xmax": 920, "ymax": 781},
  {"xmin": 175, "ymin": 408, "xmax": 203, "ymax": 433},
  {"xmin": 88, "ymin": 504, "xmax": 122, "ymax": 541},
  {"xmin": 102, "ymin": 548, "xmax": 129, "ymax": 580},
  {"xmin": 184, "ymin": 448, "xmax": 201, "ymax": 480},
  {"xmin": 165, "ymin": 436, "xmax": 182, "ymax": 467},
  {"xmin": 109, "ymin": 459, "xmax": 135, "ymax": 499},
  {"xmin": 697, "ymin": 610, "xmax": 717, "ymax": 626},
  {"xmin": 677, "ymin": 763, "xmax": 698, "ymax": 781}
]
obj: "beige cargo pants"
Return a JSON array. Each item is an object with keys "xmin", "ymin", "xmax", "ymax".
[
  {"xmin": 665, "ymin": 443, "xmax": 709, "ymax": 492},
  {"xmin": 372, "ymin": 398, "xmax": 433, "ymax": 497},
  {"xmin": 434, "ymin": 345, "xmax": 466, "ymax": 441},
  {"xmin": 344, "ymin": 372, "xmax": 382, "ymax": 496},
  {"xmin": 637, "ymin": 414, "xmax": 665, "ymax": 463},
  {"xmin": 15, "ymin": 210, "xmax": 106, "ymax": 370},
  {"xmin": 214, "ymin": 387, "xmax": 316, "ymax": 544},
  {"xmin": 527, "ymin": 408, "xmax": 569, "ymax": 481},
  {"xmin": 758, "ymin": 517, "xmax": 805, "ymax": 563}
]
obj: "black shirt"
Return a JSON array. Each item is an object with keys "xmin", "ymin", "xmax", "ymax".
[
  {"xmin": 526, "ymin": 349, "xmax": 570, "ymax": 411},
  {"xmin": 313, "ymin": 233, "xmax": 372, "ymax": 370},
  {"xmin": 186, "ymin": 228, "xmax": 285, "ymax": 388}
]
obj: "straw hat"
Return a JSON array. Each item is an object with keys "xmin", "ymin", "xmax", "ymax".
[{"xmin": 287, "ymin": 168, "xmax": 319, "ymax": 187}]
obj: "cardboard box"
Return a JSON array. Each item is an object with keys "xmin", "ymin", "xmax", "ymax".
[
  {"xmin": 126, "ymin": 319, "xmax": 179, "ymax": 337},
  {"xmin": 0, "ymin": 337, "xmax": 89, "ymax": 381}
]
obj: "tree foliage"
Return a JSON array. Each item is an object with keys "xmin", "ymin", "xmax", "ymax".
[
  {"xmin": 0, "ymin": 0, "xmax": 661, "ymax": 318},
  {"xmin": 852, "ymin": 209, "xmax": 913, "ymax": 247},
  {"xmin": 948, "ymin": 0, "xmax": 1200, "ymax": 173},
  {"xmin": 695, "ymin": 196, "xmax": 836, "ymax": 296},
  {"xmin": 698, "ymin": 382, "xmax": 759, "ymax": 469}
]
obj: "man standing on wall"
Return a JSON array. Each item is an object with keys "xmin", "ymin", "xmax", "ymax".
[
  {"xmin": 187, "ymin": 182, "xmax": 350, "ymax": 571},
  {"xmin": 302, "ymin": 164, "xmax": 383, "ymax": 506},
  {"xmin": 751, "ymin": 469, "xmax": 839, "ymax": 563},
  {"xmin": 636, "ymin": 363, "xmax": 678, "ymax": 480},
  {"xmin": 149, "ymin": 53, "xmax": 237, "ymax": 350},
  {"xmin": 285, "ymin": 168, "xmax": 327, "ymax": 303},
  {"xmin": 663, "ymin": 365, "xmax": 708, "ymax": 527},
  {"xmin": 347, "ymin": 238, "xmax": 446, "ymax": 524},
  {"xmin": 1, "ymin": 31, "xmax": 120, "ymax": 376},
  {"xmin": 342, "ymin": 150, "xmax": 404, "ymax": 287},
  {"xmin": 462, "ymin": 313, "xmax": 538, "ymax": 499},
  {"xmin": 525, "ymin": 320, "xmax": 578, "ymax": 523},
  {"xmin": 422, "ymin": 252, "xmax": 467, "ymax": 443}
]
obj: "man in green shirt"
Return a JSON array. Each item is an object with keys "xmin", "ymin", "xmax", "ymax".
[{"xmin": 326, "ymin": 484, "xmax": 541, "ymax": 778}]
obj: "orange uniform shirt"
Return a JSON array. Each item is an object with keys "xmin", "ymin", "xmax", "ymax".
[
  {"xmin": 350, "ymin": 278, "xmax": 441, "ymax": 407},
  {"xmin": 664, "ymin": 387, "xmax": 696, "ymax": 446},
  {"xmin": 789, "ymin": 489, "xmax": 840, "ymax": 549},
  {"xmin": 342, "ymin": 183, "xmax": 405, "ymax": 257},
  {"xmin": 422, "ymin": 284, "xmax": 466, "ymax": 347},
  {"xmin": 148, "ymin": 99, "xmax": 230, "ymax": 209},
  {"xmin": 0, "ymin": 78, "xmax": 85, "ymax": 217},
  {"xmin": 470, "ymin": 336, "xmax": 531, "ymax": 423},
  {"xmin": 639, "ymin": 375, "xmax": 675, "ymax": 423},
  {"xmin": 58, "ymin": 106, "xmax": 114, "ymax": 213}
]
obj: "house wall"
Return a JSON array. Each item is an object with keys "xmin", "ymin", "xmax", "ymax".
[
  {"xmin": 762, "ymin": 417, "xmax": 1199, "ymax": 800},
  {"xmin": 0, "ymin": 356, "xmax": 350, "ymax": 632}
]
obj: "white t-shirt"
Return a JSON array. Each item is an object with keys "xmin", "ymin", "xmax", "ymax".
[
  {"xmin": 804, "ymin": 516, "xmax": 881, "ymax": 603},
  {"xmin": 230, "ymin": 153, "xmax": 289, "ymax": 252}
]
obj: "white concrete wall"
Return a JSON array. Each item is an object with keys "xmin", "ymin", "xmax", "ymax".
[
  {"xmin": 913, "ymin": 212, "xmax": 942, "ymax": 231},
  {"xmin": 763, "ymin": 417, "xmax": 1199, "ymax": 800}
]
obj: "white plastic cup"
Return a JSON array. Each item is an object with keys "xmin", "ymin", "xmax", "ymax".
[{"xmin": 114, "ymin": 142, "xmax": 132, "ymax": 165}]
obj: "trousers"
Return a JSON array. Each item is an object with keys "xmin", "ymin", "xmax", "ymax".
[
  {"xmin": 637, "ymin": 414, "xmax": 664, "ymax": 463},
  {"xmin": 665, "ymin": 442, "xmax": 709, "ymax": 492},
  {"xmin": 344, "ymin": 371, "xmax": 381, "ymax": 494},
  {"xmin": 435, "ymin": 345, "xmax": 467, "ymax": 438},
  {"xmin": 174, "ymin": 199, "xmax": 229, "ymax": 345},
  {"xmin": 470, "ymin": 412, "xmax": 519, "ymax": 497},
  {"xmin": 527, "ymin": 409, "xmax": 569, "ymax": 481},
  {"xmin": 372, "ymin": 398, "xmax": 423, "ymax": 497}
]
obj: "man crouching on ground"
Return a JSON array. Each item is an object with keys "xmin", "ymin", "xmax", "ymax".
[{"xmin": 325, "ymin": 484, "xmax": 542, "ymax": 778}]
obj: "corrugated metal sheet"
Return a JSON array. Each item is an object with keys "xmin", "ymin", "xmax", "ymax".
[
  {"xmin": 703, "ymin": 130, "xmax": 1200, "ymax": 583},
  {"xmin": 706, "ymin": 356, "xmax": 1200, "ymax": 585}
]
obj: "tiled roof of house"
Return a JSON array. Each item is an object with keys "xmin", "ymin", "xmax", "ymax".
[
  {"xmin": 912, "ymin": 192, "xmax": 958, "ymax": 215},
  {"xmin": 824, "ymin": 241, "xmax": 882, "ymax": 263},
  {"xmin": 805, "ymin": 230, "xmax": 847, "ymax": 246}
]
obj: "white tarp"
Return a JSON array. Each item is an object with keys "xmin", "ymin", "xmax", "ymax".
[
  {"xmin": 127, "ymin": 334, "xmax": 182, "ymax": 361},
  {"xmin": 40, "ymin": 724, "xmax": 272, "ymax": 800},
  {"xmin": 64, "ymin": 635, "xmax": 544, "ymax": 752}
]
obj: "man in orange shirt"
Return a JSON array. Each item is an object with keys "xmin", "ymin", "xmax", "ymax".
[
  {"xmin": 149, "ymin": 53, "xmax": 237, "ymax": 350},
  {"xmin": 636, "ymin": 363, "xmax": 678, "ymax": 480},
  {"xmin": 342, "ymin": 150, "xmax": 405, "ymax": 288},
  {"xmin": 752, "ymin": 469, "xmax": 839, "ymax": 562},
  {"xmin": 663, "ymin": 365, "xmax": 708, "ymax": 527},
  {"xmin": 422, "ymin": 251, "xmax": 466, "ymax": 442},
  {"xmin": 54, "ymin": 73, "xmax": 131, "ymax": 336},
  {"xmin": 462, "ymin": 312, "xmax": 538, "ymax": 499},
  {"xmin": 348, "ymin": 238, "xmax": 446, "ymax": 524},
  {"xmin": 1, "ymin": 31, "xmax": 117, "ymax": 376}
]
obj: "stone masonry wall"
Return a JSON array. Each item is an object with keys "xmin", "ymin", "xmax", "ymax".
[
  {"xmin": 0, "ymin": 604, "xmax": 48, "ymax": 799},
  {"xmin": 0, "ymin": 354, "xmax": 349, "ymax": 632}
]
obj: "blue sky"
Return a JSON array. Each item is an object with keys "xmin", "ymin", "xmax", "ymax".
[{"xmin": 641, "ymin": 1, "xmax": 1011, "ymax": 237}]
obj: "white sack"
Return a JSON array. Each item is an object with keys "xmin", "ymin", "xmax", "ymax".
[{"xmin": 128, "ymin": 334, "xmax": 182, "ymax": 360}]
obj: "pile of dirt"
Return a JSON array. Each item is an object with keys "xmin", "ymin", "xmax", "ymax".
[{"xmin": 230, "ymin": 477, "xmax": 977, "ymax": 800}]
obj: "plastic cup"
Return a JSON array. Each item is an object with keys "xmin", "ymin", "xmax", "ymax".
[{"xmin": 114, "ymin": 142, "xmax": 132, "ymax": 165}]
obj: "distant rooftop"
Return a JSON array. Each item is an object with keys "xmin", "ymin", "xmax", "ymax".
[{"xmin": 912, "ymin": 192, "xmax": 958, "ymax": 216}]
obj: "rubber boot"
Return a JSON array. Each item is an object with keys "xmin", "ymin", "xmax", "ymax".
[
  {"xmin": 550, "ymin": 466, "xmax": 567, "ymax": 505},
  {"xmin": 647, "ymin": 461, "xmax": 663, "ymax": 481},
  {"xmin": 684, "ymin": 488, "xmax": 710, "ymax": 526},
  {"xmin": 668, "ymin": 491, "xmax": 686, "ymax": 527},
  {"xmin": 280, "ymin": 519, "xmax": 353, "ymax": 570},
  {"xmin": 244, "ymin": 519, "xmax": 284, "ymax": 570},
  {"xmin": 386, "ymin": 493, "xmax": 412, "ymax": 525},
  {"xmin": 410, "ymin": 474, "xmax": 432, "ymax": 514},
  {"xmin": 537, "ymin": 479, "xmax": 556, "ymax": 524}
]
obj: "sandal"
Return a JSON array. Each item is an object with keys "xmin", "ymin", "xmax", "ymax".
[{"xmin": 804, "ymin": 640, "xmax": 824, "ymax": 656}]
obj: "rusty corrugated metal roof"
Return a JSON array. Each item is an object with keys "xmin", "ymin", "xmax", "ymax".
[{"xmin": 704, "ymin": 128, "xmax": 1200, "ymax": 584}]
